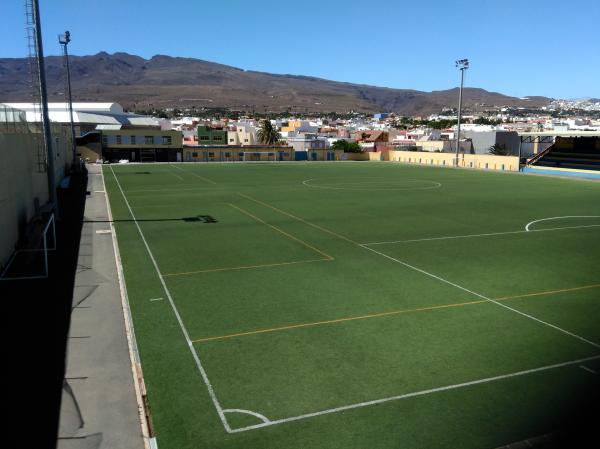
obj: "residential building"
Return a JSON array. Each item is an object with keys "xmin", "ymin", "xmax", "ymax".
[
  {"xmin": 227, "ymin": 124, "xmax": 257, "ymax": 145},
  {"xmin": 197, "ymin": 125, "xmax": 228, "ymax": 145},
  {"xmin": 77, "ymin": 128, "xmax": 183, "ymax": 162}
]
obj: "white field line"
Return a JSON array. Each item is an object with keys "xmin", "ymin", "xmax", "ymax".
[
  {"xmin": 101, "ymin": 167, "xmax": 153, "ymax": 448},
  {"xmin": 167, "ymin": 168, "xmax": 184, "ymax": 181},
  {"xmin": 525, "ymin": 215, "xmax": 600, "ymax": 232},
  {"xmin": 362, "ymin": 223, "xmax": 600, "ymax": 246},
  {"xmin": 361, "ymin": 244, "xmax": 600, "ymax": 350},
  {"xmin": 222, "ymin": 408, "xmax": 271, "ymax": 424},
  {"xmin": 230, "ymin": 354, "xmax": 600, "ymax": 433},
  {"xmin": 216, "ymin": 195, "xmax": 600, "ymax": 433},
  {"xmin": 171, "ymin": 164, "xmax": 217, "ymax": 184},
  {"xmin": 109, "ymin": 165, "xmax": 232, "ymax": 433},
  {"xmin": 580, "ymin": 365, "xmax": 597, "ymax": 374},
  {"xmin": 149, "ymin": 297, "xmax": 164, "ymax": 302}
]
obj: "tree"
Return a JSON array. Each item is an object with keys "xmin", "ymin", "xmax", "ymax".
[
  {"xmin": 488, "ymin": 144, "xmax": 511, "ymax": 156},
  {"xmin": 257, "ymin": 119, "xmax": 281, "ymax": 145},
  {"xmin": 473, "ymin": 117, "xmax": 502, "ymax": 125},
  {"xmin": 331, "ymin": 139, "xmax": 362, "ymax": 153}
]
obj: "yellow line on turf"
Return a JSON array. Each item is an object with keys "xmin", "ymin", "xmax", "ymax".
[
  {"xmin": 163, "ymin": 258, "xmax": 330, "ymax": 277},
  {"xmin": 237, "ymin": 192, "xmax": 359, "ymax": 245},
  {"xmin": 191, "ymin": 283, "xmax": 600, "ymax": 344},
  {"xmin": 494, "ymin": 283, "xmax": 600, "ymax": 301},
  {"xmin": 192, "ymin": 299, "xmax": 487, "ymax": 343},
  {"xmin": 228, "ymin": 203, "xmax": 334, "ymax": 261}
]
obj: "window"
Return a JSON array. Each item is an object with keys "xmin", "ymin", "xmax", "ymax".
[
  {"xmin": 116, "ymin": 135, "xmax": 122, "ymax": 144},
  {"xmin": 244, "ymin": 138, "xmax": 249, "ymax": 142},
  {"xmin": 225, "ymin": 152, "xmax": 231, "ymax": 157},
  {"xmin": 162, "ymin": 136, "xmax": 172, "ymax": 145},
  {"xmin": 130, "ymin": 135, "xmax": 136, "ymax": 145},
  {"xmin": 213, "ymin": 135, "xmax": 223, "ymax": 141},
  {"xmin": 145, "ymin": 136, "xmax": 153, "ymax": 145},
  {"xmin": 208, "ymin": 152, "xmax": 214, "ymax": 157},
  {"xmin": 192, "ymin": 152, "xmax": 198, "ymax": 157},
  {"xmin": 200, "ymin": 135, "xmax": 210, "ymax": 141},
  {"xmin": 229, "ymin": 138, "xmax": 234, "ymax": 142},
  {"xmin": 102, "ymin": 136, "xmax": 108, "ymax": 146}
]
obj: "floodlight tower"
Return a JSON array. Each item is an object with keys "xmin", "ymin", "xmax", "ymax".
[
  {"xmin": 455, "ymin": 58, "xmax": 469, "ymax": 167},
  {"xmin": 27, "ymin": 0, "xmax": 57, "ymax": 209},
  {"xmin": 59, "ymin": 30, "xmax": 77, "ymax": 169}
]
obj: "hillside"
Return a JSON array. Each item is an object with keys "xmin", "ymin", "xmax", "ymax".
[{"xmin": 0, "ymin": 52, "xmax": 552, "ymax": 115}]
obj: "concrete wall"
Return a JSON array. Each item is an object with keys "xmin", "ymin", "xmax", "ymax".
[
  {"xmin": 0, "ymin": 127, "xmax": 69, "ymax": 269},
  {"xmin": 385, "ymin": 150, "xmax": 519, "ymax": 171},
  {"xmin": 183, "ymin": 146, "xmax": 294, "ymax": 162},
  {"xmin": 463, "ymin": 130, "xmax": 520, "ymax": 155},
  {"xmin": 342, "ymin": 152, "xmax": 370, "ymax": 161}
]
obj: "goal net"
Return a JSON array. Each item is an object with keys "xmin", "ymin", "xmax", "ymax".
[{"xmin": 0, "ymin": 213, "xmax": 56, "ymax": 281}]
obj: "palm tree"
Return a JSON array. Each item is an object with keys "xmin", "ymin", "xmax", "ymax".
[
  {"xmin": 257, "ymin": 119, "xmax": 280, "ymax": 145},
  {"xmin": 488, "ymin": 143, "xmax": 511, "ymax": 156}
]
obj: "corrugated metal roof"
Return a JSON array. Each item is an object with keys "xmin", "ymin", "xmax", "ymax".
[{"xmin": 2, "ymin": 102, "xmax": 160, "ymax": 127}]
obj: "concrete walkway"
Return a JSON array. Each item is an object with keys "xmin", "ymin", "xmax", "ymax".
[{"xmin": 57, "ymin": 164, "xmax": 147, "ymax": 449}]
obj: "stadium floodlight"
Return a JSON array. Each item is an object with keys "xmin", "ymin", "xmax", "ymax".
[
  {"xmin": 59, "ymin": 30, "xmax": 77, "ymax": 170},
  {"xmin": 454, "ymin": 59, "xmax": 469, "ymax": 167}
]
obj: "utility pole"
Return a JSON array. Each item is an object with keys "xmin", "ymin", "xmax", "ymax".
[
  {"xmin": 455, "ymin": 59, "xmax": 469, "ymax": 167},
  {"xmin": 59, "ymin": 30, "xmax": 77, "ymax": 170},
  {"xmin": 32, "ymin": 0, "xmax": 57, "ymax": 209}
]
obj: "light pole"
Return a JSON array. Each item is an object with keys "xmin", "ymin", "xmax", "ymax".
[
  {"xmin": 59, "ymin": 30, "xmax": 77, "ymax": 170},
  {"xmin": 455, "ymin": 58, "xmax": 469, "ymax": 167}
]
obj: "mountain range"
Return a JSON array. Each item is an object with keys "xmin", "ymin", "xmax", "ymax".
[{"xmin": 0, "ymin": 52, "xmax": 552, "ymax": 115}]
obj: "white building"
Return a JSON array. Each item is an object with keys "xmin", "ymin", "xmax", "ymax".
[
  {"xmin": 3, "ymin": 102, "xmax": 166, "ymax": 134},
  {"xmin": 227, "ymin": 124, "xmax": 257, "ymax": 145}
]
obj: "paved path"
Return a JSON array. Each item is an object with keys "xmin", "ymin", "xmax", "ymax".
[{"xmin": 57, "ymin": 164, "xmax": 147, "ymax": 449}]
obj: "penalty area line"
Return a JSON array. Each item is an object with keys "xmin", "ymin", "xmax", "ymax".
[
  {"xmin": 362, "ymin": 223, "xmax": 600, "ymax": 246},
  {"xmin": 361, "ymin": 244, "xmax": 600, "ymax": 350},
  {"xmin": 228, "ymin": 203, "xmax": 334, "ymax": 261},
  {"xmin": 171, "ymin": 164, "xmax": 217, "ymax": 184},
  {"xmin": 229, "ymin": 353, "xmax": 600, "ymax": 433}
]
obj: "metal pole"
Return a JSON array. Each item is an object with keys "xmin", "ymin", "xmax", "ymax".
[
  {"xmin": 518, "ymin": 138, "xmax": 523, "ymax": 171},
  {"xmin": 32, "ymin": 0, "xmax": 57, "ymax": 210},
  {"xmin": 60, "ymin": 31, "xmax": 77, "ymax": 169},
  {"xmin": 455, "ymin": 68, "xmax": 464, "ymax": 167}
]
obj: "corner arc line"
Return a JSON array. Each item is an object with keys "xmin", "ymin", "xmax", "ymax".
[
  {"xmin": 525, "ymin": 215, "xmax": 600, "ymax": 232},
  {"xmin": 223, "ymin": 409, "xmax": 271, "ymax": 424}
]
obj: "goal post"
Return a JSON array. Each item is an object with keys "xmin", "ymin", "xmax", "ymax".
[{"xmin": 0, "ymin": 213, "xmax": 56, "ymax": 281}]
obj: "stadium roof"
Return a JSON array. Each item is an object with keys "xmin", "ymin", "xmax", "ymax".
[{"xmin": 2, "ymin": 102, "xmax": 160, "ymax": 127}]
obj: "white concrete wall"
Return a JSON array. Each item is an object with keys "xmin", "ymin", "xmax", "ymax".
[{"xmin": 0, "ymin": 128, "xmax": 69, "ymax": 269}]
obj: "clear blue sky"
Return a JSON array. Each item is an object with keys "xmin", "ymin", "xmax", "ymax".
[{"xmin": 2, "ymin": 0, "xmax": 599, "ymax": 99}]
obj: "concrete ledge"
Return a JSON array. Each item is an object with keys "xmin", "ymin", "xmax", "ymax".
[{"xmin": 57, "ymin": 164, "xmax": 147, "ymax": 449}]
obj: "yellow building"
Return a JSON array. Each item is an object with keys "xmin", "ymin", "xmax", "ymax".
[
  {"xmin": 280, "ymin": 120, "xmax": 303, "ymax": 133},
  {"xmin": 183, "ymin": 145, "xmax": 294, "ymax": 162},
  {"xmin": 77, "ymin": 128, "xmax": 183, "ymax": 162}
]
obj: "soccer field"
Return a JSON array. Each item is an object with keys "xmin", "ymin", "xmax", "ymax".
[{"xmin": 103, "ymin": 161, "xmax": 600, "ymax": 449}]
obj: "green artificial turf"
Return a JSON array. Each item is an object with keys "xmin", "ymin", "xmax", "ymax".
[{"xmin": 103, "ymin": 161, "xmax": 600, "ymax": 449}]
